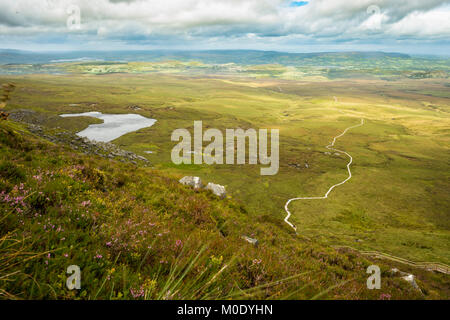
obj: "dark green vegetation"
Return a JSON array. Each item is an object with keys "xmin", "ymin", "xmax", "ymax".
[{"xmin": 0, "ymin": 51, "xmax": 449, "ymax": 299}]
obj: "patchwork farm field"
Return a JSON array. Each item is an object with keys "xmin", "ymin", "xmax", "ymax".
[{"xmin": 3, "ymin": 72, "xmax": 449, "ymax": 267}]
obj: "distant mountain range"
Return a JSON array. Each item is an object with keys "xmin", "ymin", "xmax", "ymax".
[
  {"xmin": 0, "ymin": 49, "xmax": 413, "ymax": 64},
  {"xmin": 0, "ymin": 49, "xmax": 448, "ymax": 71}
]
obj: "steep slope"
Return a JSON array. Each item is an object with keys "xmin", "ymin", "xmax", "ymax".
[{"xmin": 0, "ymin": 119, "xmax": 448, "ymax": 300}]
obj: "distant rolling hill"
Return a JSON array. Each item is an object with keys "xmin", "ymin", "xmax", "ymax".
[
  {"xmin": 1, "ymin": 50, "xmax": 449, "ymax": 77},
  {"xmin": 0, "ymin": 49, "xmax": 427, "ymax": 66}
]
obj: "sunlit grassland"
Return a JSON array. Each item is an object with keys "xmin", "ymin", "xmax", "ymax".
[{"xmin": 2, "ymin": 73, "xmax": 449, "ymax": 266}]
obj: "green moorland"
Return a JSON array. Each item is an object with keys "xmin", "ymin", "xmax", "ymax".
[
  {"xmin": 0, "ymin": 61, "xmax": 449, "ymax": 299},
  {"xmin": 3, "ymin": 117, "xmax": 449, "ymax": 300}
]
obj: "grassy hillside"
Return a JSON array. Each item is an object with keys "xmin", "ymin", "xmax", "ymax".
[
  {"xmin": 2, "ymin": 74, "xmax": 449, "ymax": 266},
  {"xmin": 1, "ymin": 118, "xmax": 449, "ymax": 300},
  {"xmin": 0, "ymin": 69, "xmax": 449, "ymax": 300}
]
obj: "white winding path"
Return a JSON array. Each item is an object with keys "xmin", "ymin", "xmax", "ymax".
[
  {"xmin": 282, "ymin": 118, "xmax": 450, "ymax": 274},
  {"xmin": 284, "ymin": 119, "xmax": 365, "ymax": 231}
]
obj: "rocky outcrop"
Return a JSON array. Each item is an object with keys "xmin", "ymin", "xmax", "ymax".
[
  {"xmin": 128, "ymin": 105, "xmax": 142, "ymax": 111},
  {"xmin": 206, "ymin": 183, "xmax": 226, "ymax": 199},
  {"xmin": 8, "ymin": 109, "xmax": 151, "ymax": 165},
  {"xmin": 390, "ymin": 268, "xmax": 409, "ymax": 277},
  {"xmin": 390, "ymin": 268, "xmax": 423, "ymax": 294},
  {"xmin": 401, "ymin": 274, "xmax": 421, "ymax": 292},
  {"xmin": 288, "ymin": 162, "xmax": 309, "ymax": 169},
  {"xmin": 9, "ymin": 109, "xmax": 57, "ymax": 125},
  {"xmin": 178, "ymin": 178, "xmax": 257, "ymax": 246},
  {"xmin": 179, "ymin": 176, "xmax": 203, "ymax": 189},
  {"xmin": 179, "ymin": 177, "xmax": 227, "ymax": 198},
  {"xmin": 25, "ymin": 124, "xmax": 150, "ymax": 165}
]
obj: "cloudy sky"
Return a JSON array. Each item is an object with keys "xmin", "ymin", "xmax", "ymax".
[{"xmin": 0, "ymin": 0, "xmax": 449, "ymax": 54}]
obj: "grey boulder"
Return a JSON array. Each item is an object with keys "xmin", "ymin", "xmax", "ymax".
[
  {"xmin": 179, "ymin": 176, "xmax": 203, "ymax": 189},
  {"xmin": 401, "ymin": 274, "xmax": 422, "ymax": 293},
  {"xmin": 206, "ymin": 183, "xmax": 226, "ymax": 198}
]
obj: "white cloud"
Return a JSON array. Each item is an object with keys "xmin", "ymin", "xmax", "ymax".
[
  {"xmin": 387, "ymin": 6, "xmax": 450, "ymax": 38},
  {"xmin": 0, "ymin": 0, "xmax": 449, "ymax": 51}
]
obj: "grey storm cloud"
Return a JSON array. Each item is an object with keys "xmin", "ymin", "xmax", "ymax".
[{"xmin": 0, "ymin": 0, "xmax": 449, "ymax": 49}]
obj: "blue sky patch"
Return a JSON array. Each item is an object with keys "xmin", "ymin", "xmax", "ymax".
[{"xmin": 289, "ymin": 1, "xmax": 309, "ymax": 7}]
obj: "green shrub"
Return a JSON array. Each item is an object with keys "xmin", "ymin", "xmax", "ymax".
[
  {"xmin": 82, "ymin": 166, "xmax": 106, "ymax": 189},
  {"xmin": 27, "ymin": 192, "xmax": 48, "ymax": 213}
]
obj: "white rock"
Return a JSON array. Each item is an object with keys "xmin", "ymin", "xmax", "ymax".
[
  {"xmin": 401, "ymin": 274, "xmax": 422, "ymax": 293},
  {"xmin": 242, "ymin": 235, "xmax": 259, "ymax": 247},
  {"xmin": 179, "ymin": 176, "xmax": 203, "ymax": 189},
  {"xmin": 206, "ymin": 183, "xmax": 226, "ymax": 199},
  {"xmin": 390, "ymin": 268, "xmax": 408, "ymax": 277}
]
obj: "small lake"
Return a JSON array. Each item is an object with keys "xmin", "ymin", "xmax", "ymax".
[{"xmin": 60, "ymin": 111, "xmax": 157, "ymax": 142}]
